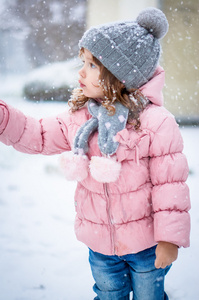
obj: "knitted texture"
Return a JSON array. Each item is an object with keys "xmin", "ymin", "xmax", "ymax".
[
  {"xmin": 79, "ymin": 7, "xmax": 168, "ymax": 90},
  {"xmin": 60, "ymin": 99, "xmax": 129, "ymax": 182},
  {"xmin": 74, "ymin": 99, "xmax": 129, "ymax": 156}
]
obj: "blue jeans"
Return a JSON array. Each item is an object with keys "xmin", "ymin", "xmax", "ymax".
[{"xmin": 89, "ymin": 246, "xmax": 171, "ymax": 300}]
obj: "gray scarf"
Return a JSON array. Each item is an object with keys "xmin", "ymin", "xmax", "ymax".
[
  {"xmin": 60, "ymin": 99, "xmax": 129, "ymax": 183},
  {"xmin": 73, "ymin": 99, "xmax": 129, "ymax": 156}
]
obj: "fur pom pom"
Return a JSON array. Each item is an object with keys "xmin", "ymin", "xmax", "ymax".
[
  {"xmin": 137, "ymin": 7, "xmax": 168, "ymax": 39},
  {"xmin": 89, "ymin": 156, "xmax": 121, "ymax": 183},
  {"xmin": 59, "ymin": 152, "xmax": 89, "ymax": 181}
]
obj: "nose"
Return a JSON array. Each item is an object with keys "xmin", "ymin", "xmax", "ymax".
[{"xmin": 79, "ymin": 65, "xmax": 86, "ymax": 78}]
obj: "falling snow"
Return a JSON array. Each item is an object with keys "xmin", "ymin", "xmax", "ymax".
[
  {"xmin": 0, "ymin": 83, "xmax": 198, "ymax": 300},
  {"xmin": 0, "ymin": 1, "xmax": 198, "ymax": 299}
]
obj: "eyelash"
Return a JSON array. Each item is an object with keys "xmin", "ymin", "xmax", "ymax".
[
  {"xmin": 90, "ymin": 63, "xmax": 96, "ymax": 69},
  {"xmin": 81, "ymin": 60, "xmax": 96, "ymax": 69}
]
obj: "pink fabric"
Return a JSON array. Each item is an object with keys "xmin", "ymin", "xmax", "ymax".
[
  {"xmin": 0, "ymin": 105, "xmax": 4, "ymax": 124},
  {"xmin": 0, "ymin": 102, "xmax": 9, "ymax": 134},
  {"xmin": 0, "ymin": 67, "xmax": 191, "ymax": 255},
  {"xmin": 140, "ymin": 65, "xmax": 165, "ymax": 106}
]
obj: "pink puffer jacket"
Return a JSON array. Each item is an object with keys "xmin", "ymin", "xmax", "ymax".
[{"xmin": 0, "ymin": 66, "xmax": 190, "ymax": 256}]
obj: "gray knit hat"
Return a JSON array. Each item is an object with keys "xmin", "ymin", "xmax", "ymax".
[{"xmin": 79, "ymin": 7, "xmax": 168, "ymax": 90}]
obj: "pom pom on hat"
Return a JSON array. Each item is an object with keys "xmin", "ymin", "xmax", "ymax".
[
  {"xmin": 136, "ymin": 7, "xmax": 169, "ymax": 39},
  {"xmin": 79, "ymin": 7, "xmax": 169, "ymax": 90},
  {"xmin": 60, "ymin": 8, "xmax": 169, "ymax": 183}
]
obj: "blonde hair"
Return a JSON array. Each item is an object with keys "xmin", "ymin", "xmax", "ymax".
[{"xmin": 69, "ymin": 48, "xmax": 149, "ymax": 130}]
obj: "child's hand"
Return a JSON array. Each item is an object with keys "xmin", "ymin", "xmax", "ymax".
[{"xmin": 155, "ymin": 241, "xmax": 178, "ymax": 269}]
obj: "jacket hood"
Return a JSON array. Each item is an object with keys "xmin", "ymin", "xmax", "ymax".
[{"xmin": 140, "ymin": 66, "xmax": 165, "ymax": 106}]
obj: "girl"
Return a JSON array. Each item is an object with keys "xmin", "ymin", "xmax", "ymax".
[{"xmin": 0, "ymin": 7, "xmax": 190, "ymax": 300}]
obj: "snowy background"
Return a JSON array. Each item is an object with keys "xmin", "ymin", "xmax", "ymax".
[
  {"xmin": 0, "ymin": 0, "xmax": 198, "ymax": 299},
  {"xmin": 0, "ymin": 77, "xmax": 198, "ymax": 300}
]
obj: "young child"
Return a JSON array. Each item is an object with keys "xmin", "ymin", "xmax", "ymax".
[{"xmin": 0, "ymin": 7, "xmax": 190, "ymax": 300}]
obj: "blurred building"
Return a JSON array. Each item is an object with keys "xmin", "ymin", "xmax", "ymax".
[
  {"xmin": 86, "ymin": 0, "xmax": 199, "ymax": 124},
  {"xmin": 0, "ymin": 0, "xmax": 198, "ymax": 123}
]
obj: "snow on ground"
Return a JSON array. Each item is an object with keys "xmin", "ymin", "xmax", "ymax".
[
  {"xmin": 0, "ymin": 92, "xmax": 198, "ymax": 300},
  {"xmin": 23, "ymin": 58, "xmax": 80, "ymax": 89}
]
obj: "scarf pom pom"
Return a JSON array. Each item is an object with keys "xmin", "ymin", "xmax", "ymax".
[
  {"xmin": 90, "ymin": 156, "xmax": 121, "ymax": 183},
  {"xmin": 59, "ymin": 152, "xmax": 89, "ymax": 181}
]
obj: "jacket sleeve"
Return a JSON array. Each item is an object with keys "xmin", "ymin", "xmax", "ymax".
[
  {"xmin": 148, "ymin": 110, "xmax": 190, "ymax": 248},
  {"xmin": 0, "ymin": 100, "xmax": 71, "ymax": 155}
]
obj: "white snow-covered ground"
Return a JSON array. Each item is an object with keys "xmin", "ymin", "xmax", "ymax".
[{"xmin": 0, "ymin": 84, "xmax": 198, "ymax": 299}]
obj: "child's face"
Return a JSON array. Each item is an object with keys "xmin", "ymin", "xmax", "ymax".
[{"xmin": 78, "ymin": 49, "xmax": 104, "ymax": 99}]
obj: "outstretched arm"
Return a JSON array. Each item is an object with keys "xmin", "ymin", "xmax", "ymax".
[
  {"xmin": 0, "ymin": 104, "xmax": 3, "ymax": 124},
  {"xmin": 0, "ymin": 100, "xmax": 71, "ymax": 155}
]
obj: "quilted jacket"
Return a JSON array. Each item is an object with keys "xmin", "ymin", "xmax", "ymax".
[{"xmin": 0, "ymin": 66, "xmax": 190, "ymax": 256}]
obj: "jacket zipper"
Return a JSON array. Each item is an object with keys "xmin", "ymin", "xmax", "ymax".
[{"xmin": 104, "ymin": 183, "xmax": 115, "ymax": 254}]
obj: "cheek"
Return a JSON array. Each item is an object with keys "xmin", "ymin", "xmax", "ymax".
[
  {"xmin": 91, "ymin": 70, "xmax": 101, "ymax": 86},
  {"xmin": 91, "ymin": 79, "xmax": 100, "ymax": 88},
  {"xmin": 91, "ymin": 81, "xmax": 104, "ymax": 96}
]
